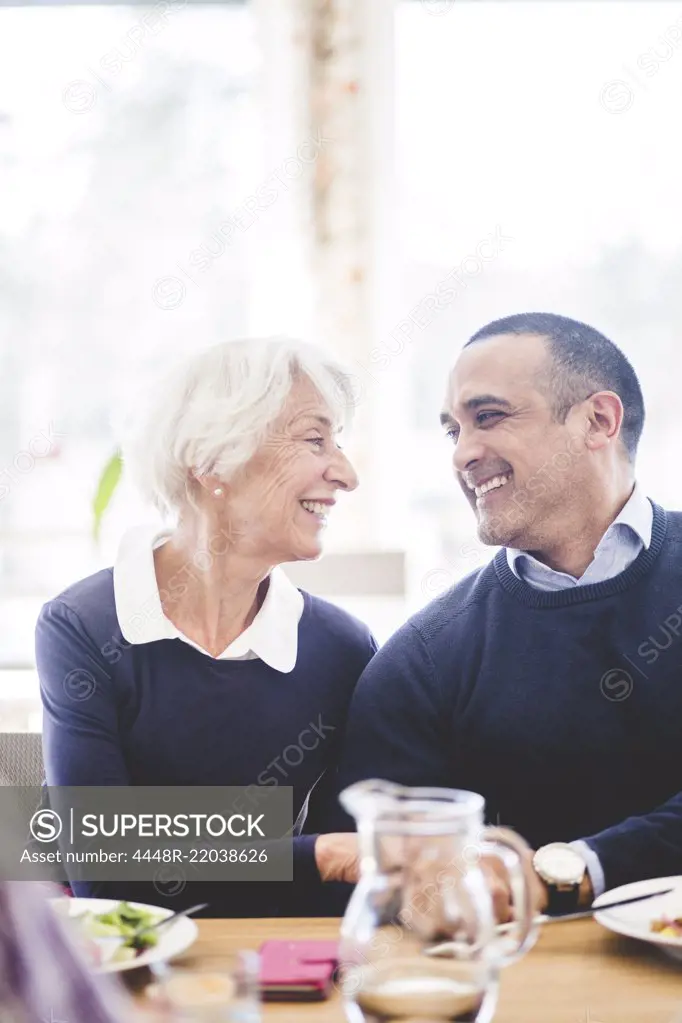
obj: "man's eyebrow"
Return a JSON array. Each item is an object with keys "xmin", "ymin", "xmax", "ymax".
[
  {"xmin": 464, "ymin": 395, "xmax": 513, "ymax": 411},
  {"xmin": 439, "ymin": 395, "xmax": 512, "ymax": 428}
]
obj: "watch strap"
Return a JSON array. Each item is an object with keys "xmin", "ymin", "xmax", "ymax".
[{"xmin": 545, "ymin": 882, "xmax": 581, "ymax": 916}]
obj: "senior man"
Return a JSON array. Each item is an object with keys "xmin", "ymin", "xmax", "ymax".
[{"xmin": 322, "ymin": 312, "xmax": 682, "ymax": 917}]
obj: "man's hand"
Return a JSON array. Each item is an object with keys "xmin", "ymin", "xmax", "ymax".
[
  {"xmin": 578, "ymin": 870, "xmax": 594, "ymax": 908},
  {"xmin": 480, "ymin": 850, "xmax": 547, "ymax": 923},
  {"xmin": 314, "ymin": 833, "xmax": 360, "ymax": 884}
]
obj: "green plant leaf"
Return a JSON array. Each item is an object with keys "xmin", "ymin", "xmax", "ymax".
[{"xmin": 92, "ymin": 450, "xmax": 123, "ymax": 541}]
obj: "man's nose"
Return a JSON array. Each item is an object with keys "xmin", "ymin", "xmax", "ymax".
[
  {"xmin": 327, "ymin": 448, "xmax": 359, "ymax": 492},
  {"xmin": 452, "ymin": 427, "xmax": 487, "ymax": 475}
]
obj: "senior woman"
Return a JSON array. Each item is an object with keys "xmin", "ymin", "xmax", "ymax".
[{"xmin": 35, "ymin": 338, "xmax": 373, "ymax": 917}]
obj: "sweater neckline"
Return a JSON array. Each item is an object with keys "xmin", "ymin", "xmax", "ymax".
[{"xmin": 493, "ymin": 503, "xmax": 668, "ymax": 608}]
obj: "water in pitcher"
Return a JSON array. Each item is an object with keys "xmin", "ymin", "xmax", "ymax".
[{"xmin": 348, "ymin": 962, "xmax": 491, "ymax": 1023}]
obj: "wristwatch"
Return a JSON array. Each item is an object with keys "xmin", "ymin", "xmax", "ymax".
[{"xmin": 533, "ymin": 843, "xmax": 586, "ymax": 916}]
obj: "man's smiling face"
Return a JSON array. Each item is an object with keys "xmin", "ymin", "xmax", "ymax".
[{"xmin": 441, "ymin": 332, "xmax": 590, "ymax": 549}]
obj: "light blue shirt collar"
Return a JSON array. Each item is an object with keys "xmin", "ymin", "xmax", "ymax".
[{"xmin": 507, "ymin": 483, "xmax": 652, "ymax": 590}]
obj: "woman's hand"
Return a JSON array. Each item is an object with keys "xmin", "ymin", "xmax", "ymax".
[{"xmin": 314, "ymin": 833, "xmax": 360, "ymax": 883}]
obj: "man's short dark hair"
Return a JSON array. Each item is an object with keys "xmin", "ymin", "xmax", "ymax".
[{"xmin": 466, "ymin": 312, "xmax": 645, "ymax": 461}]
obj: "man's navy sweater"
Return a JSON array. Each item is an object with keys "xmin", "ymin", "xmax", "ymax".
[
  {"xmin": 35, "ymin": 568, "xmax": 376, "ymax": 917},
  {"xmin": 334, "ymin": 503, "xmax": 682, "ymax": 892}
]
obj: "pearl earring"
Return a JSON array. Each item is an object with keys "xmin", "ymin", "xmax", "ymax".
[{"xmin": 213, "ymin": 487, "xmax": 224, "ymax": 497}]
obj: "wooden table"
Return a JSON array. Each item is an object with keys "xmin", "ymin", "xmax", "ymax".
[{"xmin": 133, "ymin": 917, "xmax": 682, "ymax": 1022}]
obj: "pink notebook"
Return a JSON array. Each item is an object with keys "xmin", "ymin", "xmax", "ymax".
[{"xmin": 259, "ymin": 939, "xmax": 339, "ymax": 1000}]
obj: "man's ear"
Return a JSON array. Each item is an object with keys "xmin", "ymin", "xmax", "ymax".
[{"xmin": 583, "ymin": 391, "xmax": 624, "ymax": 452}]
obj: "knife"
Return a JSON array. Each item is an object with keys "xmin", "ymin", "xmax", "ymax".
[
  {"xmin": 538, "ymin": 886, "xmax": 675, "ymax": 925},
  {"xmin": 425, "ymin": 886, "xmax": 677, "ymax": 954},
  {"xmin": 494, "ymin": 886, "xmax": 676, "ymax": 934}
]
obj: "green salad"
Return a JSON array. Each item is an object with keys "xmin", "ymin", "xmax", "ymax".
[{"xmin": 80, "ymin": 901, "xmax": 165, "ymax": 963}]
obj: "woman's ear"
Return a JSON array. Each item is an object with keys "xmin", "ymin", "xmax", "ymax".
[{"xmin": 190, "ymin": 471, "xmax": 226, "ymax": 498}]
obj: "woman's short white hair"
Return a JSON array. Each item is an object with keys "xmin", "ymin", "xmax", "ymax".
[{"xmin": 122, "ymin": 337, "xmax": 358, "ymax": 517}]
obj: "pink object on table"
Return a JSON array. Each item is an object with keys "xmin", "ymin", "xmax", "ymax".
[{"xmin": 259, "ymin": 939, "xmax": 339, "ymax": 1000}]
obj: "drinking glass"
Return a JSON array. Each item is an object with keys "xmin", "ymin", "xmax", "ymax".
[{"xmin": 147, "ymin": 951, "xmax": 260, "ymax": 1023}]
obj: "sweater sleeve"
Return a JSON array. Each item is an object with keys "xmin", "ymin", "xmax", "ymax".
[
  {"xmin": 35, "ymin": 599, "xmax": 138, "ymax": 901},
  {"xmin": 582, "ymin": 789, "xmax": 682, "ymax": 892},
  {"xmin": 35, "ymin": 599, "xmax": 130, "ymax": 787},
  {"xmin": 284, "ymin": 627, "xmax": 380, "ymax": 914},
  {"xmin": 320, "ymin": 622, "xmax": 452, "ymax": 831}
]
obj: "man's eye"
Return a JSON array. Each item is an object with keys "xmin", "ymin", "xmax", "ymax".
[
  {"xmin": 306, "ymin": 436, "xmax": 325, "ymax": 448},
  {"xmin": 445, "ymin": 427, "xmax": 459, "ymax": 443},
  {"xmin": 477, "ymin": 411, "xmax": 504, "ymax": 425}
]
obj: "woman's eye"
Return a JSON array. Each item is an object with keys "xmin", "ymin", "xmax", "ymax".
[{"xmin": 306, "ymin": 436, "xmax": 325, "ymax": 448}]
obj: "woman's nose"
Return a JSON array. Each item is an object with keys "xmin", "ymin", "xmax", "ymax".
[{"xmin": 327, "ymin": 448, "xmax": 359, "ymax": 492}]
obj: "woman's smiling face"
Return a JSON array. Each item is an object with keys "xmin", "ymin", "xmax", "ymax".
[{"xmin": 221, "ymin": 375, "xmax": 359, "ymax": 562}]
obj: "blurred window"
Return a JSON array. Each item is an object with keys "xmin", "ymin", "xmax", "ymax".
[
  {"xmin": 395, "ymin": 1, "xmax": 682, "ymax": 603},
  {"xmin": 3, "ymin": 0, "xmax": 682, "ymax": 668},
  {"xmin": 0, "ymin": 1, "xmax": 258, "ymax": 664}
]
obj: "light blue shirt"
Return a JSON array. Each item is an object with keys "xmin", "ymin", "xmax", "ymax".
[
  {"xmin": 506, "ymin": 483, "xmax": 653, "ymax": 898},
  {"xmin": 507, "ymin": 483, "xmax": 653, "ymax": 590}
]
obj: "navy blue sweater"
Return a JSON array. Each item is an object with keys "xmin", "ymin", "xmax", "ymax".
[
  {"xmin": 333, "ymin": 503, "xmax": 682, "ymax": 892},
  {"xmin": 35, "ymin": 568, "xmax": 376, "ymax": 917}
]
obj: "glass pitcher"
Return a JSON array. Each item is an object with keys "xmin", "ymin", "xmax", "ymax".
[{"xmin": 337, "ymin": 780, "xmax": 538, "ymax": 1023}]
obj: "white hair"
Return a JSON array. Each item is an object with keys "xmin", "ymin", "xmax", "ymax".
[{"xmin": 121, "ymin": 337, "xmax": 358, "ymax": 518}]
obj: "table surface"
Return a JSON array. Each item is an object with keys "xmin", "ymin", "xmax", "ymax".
[{"xmin": 133, "ymin": 916, "xmax": 682, "ymax": 1022}]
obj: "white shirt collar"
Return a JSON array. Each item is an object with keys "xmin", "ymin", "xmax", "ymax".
[
  {"xmin": 507, "ymin": 482, "xmax": 653, "ymax": 582},
  {"xmin": 113, "ymin": 525, "xmax": 304, "ymax": 673}
]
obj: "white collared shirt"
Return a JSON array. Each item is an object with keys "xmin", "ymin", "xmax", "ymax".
[
  {"xmin": 113, "ymin": 526, "xmax": 304, "ymax": 672},
  {"xmin": 506, "ymin": 483, "xmax": 653, "ymax": 590}
]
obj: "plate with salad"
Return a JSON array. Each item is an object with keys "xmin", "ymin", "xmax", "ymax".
[
  {"xmin": 593, "ymin": 876, "xmax": 682, "ymax": 961},
  {"xmin": 50, "ymin": 898, "xmax": 199, "ymax": 973}
]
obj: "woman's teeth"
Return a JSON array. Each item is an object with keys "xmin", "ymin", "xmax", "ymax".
[
  {"xmin": 301, "ymin": 500, "xmax": 329, "ymax": 518},
  {"xmin": 474, "ymin": 474, "xmax": 512, "ymax": 499}
]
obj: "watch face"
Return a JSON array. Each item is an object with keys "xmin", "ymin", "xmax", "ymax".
[{"xmin": 534, "ymin": 843, "xmax": 585, "ymax": 885}]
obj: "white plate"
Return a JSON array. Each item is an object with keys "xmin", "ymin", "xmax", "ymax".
[
  {"xmin": 50, "ymin": 897, "xmax": 199, "ymax": 974},
  {"xmin": 593, "ymin": 876, "xmax": 682, "ymax": 961}
]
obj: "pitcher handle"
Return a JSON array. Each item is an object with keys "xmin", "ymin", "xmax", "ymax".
[{"xmin": 479, "ymin": 826, "xmax": 539, "ymax": 966}]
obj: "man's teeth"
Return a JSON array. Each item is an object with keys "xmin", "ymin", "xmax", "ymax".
[
  {"xmin": 473, "ymin": 474, "xmax": 512, "ymax": 499},
  {"xmin": 301, "ymin": 500, "xmax": 329, "ymax": 516}
]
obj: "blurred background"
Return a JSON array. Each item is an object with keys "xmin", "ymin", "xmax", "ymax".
[{"xmin": 1, "ymin": 0, "xmax": 682, "ymax": 729}]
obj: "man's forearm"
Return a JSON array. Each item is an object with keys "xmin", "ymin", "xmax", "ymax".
[{"xmin": 582, "ymin": 789, "xmax": 682, "ymax": 891}]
